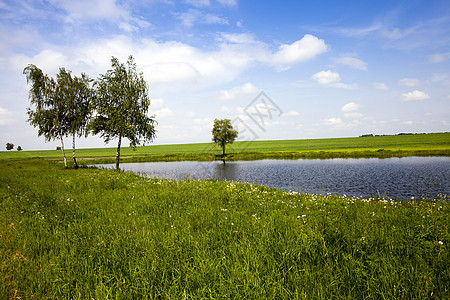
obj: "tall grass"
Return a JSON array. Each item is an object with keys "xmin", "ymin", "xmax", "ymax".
[{"xmin": 1, "ymin": 161, "xmax": 448, "ymax": 298}]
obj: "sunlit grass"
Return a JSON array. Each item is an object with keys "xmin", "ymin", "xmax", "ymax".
[
  {"xmin": 1, "ymin": 161, "xmax": 448, "ymax": 298},
  {"xmin": 1, "ymin": 132, "xmax": 449, "ymax": 164}
]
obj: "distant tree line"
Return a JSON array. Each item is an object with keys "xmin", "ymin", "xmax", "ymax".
[
  {"xmin": 24, "ymin": 55, "xmax": 157, "ymax": 170},
  {"xmin": 359, "ymin": 132, "xmax": 447, "ymax": 138}
]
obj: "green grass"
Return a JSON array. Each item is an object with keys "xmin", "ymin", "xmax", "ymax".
[
  {"xmin": 1, "ymin": 132, "xmax": 449, "ymax": 165},
  {"xmin": 1, "ymin": 161, "xmax": 448, "ymax": 299}
]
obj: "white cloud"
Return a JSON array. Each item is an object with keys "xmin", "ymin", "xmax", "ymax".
[
  {"xmin": 144, "ymin": 62, "xmax": 200, "ymax": 84},
  {"xmin": 185, "ymin": 0, "xmax": 210, "ymax": 7},
  {"xmin": 344, "ymin": 112, "xmax": 363, "ymax": 119},
  {"xmin": 11, "ymin": 49, "xmax": 69, "ymax": 74},
  {"xmin": 178, "ymin": 9, "xmax": 228, "ymax": 27},
  {"xmin": 272, "ymin": 34, "xmax": 328, "ymax": 70},
  {"xmin": 282, "ymin": 111, "xmax": 300, "ymax": 116},
  {"xmin": 428, "ymin": 53, "xmax": 450, "ymax": 63},
  {"xmin": 217, "ymin": 0, "xmax": 237, "ymax": 6},
  {"xmin": 221, "ymin": 106, "xmax": 231, "ymax": 113},
  {"xmin": 311, "ymin": 70, "xmax": 358, "ymax": 89},
  {"xmin": 335, "ymin": 56, "xmax": 368, "ymax": 71},
  {"xmin": 373, "ymin": 82, "xmax": 389, "ymax": 90},
  {"xmin": 49, "ymin": 0, "xmax": 126, "ymax": 22},
  {"xmin": 399, "ymin": 78, "xmax": 421, "ymax": 87},
  {"xmin": 401, "ymin": 90, "xmax": 430, "ymax": 101},
  {"xmin": 0, "ymin": 107, "xmax": 14, "ymax": 126},
  {"xmin": 321, "ymin": 118, "xmax": 343, "ymax": 126},
  {"xmin": 151, "ymin": 98, "xmax": 174, "ymax": 118},
  {"xmin": 49, "ymin": 0, "xmax": 151, "ymax": 31},
  {"xmin": 218, "ymin": 33, "xmax": 258, "ymax": 44},
  {"xmin": 312, "ymin": 70, "xmax": 340, "ymax": 85},
  {"xmin": 219, "ymin": 82, "xmax": 259, "ymax": 100},
  {"xmin": 341, "ymin": 102, "xmax": 361, "ymax": 112}
]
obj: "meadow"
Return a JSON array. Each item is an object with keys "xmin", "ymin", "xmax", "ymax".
[
  {"xmin": 0, "ymin": 160, "xmax": 448, "ymax": 299},
  {"xmin": 1, "ymin": 132, "xmax": 449, "ymax": 165}
]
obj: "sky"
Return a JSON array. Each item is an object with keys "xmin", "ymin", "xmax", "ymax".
[{"xmin": 0, "ymin": 0, "xmax": 449, "ymax": 150}]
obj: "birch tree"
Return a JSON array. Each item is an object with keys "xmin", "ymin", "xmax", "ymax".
[
  {"xmin": 89, "ymin": 56, "xmax": 157, "ymax": 170},
  {"xmin": 24, "ymin": 65, "xmax": 69, "ymax": 168},
  {"xmin": 56, "ymin": 68, "xmax": 92, "ymax": 169}
]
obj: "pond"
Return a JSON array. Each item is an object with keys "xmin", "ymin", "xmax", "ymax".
[{"xmin": 97, "ymin": 157, "xmax": 450, "ymax": 200}]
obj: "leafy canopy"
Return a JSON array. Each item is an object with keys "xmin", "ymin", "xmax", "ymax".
[
  {"xmin": 212, "ymin": 118, "xmax": 238, "ymax": 155},
  {"xmin": 89, "ymin": 55, "xmax": 156, "ymax": 149}
]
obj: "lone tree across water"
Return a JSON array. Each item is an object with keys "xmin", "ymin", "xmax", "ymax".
[{"xmin": 212, "ymin": 118, "xmax": 238, "ymax": 158}]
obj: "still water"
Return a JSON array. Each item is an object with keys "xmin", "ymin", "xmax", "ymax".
[{"xmin": 98, "ymin": 157, "xmax": 449, "ymax": 200}]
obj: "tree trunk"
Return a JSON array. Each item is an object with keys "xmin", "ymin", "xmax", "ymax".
[
  {"xmin": 222, "ymin": 144, "xmax": 225, "ymax": 157},
  {"xmin": 60, "ymin": 135, "xmax": 68, "ymax": 169},
  {"xmin": 115, "ymin": 134, "xmax": 122, "ymax": 170},
  {"xmin": 72, "ymin": 134, "xmax": 78, "ymax": 169}
]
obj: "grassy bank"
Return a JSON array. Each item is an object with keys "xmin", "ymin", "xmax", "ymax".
[
  {"xmin": 1, "ymin": 161, "xmax": 448, "ymax": 298},
  {"xmin": 1, "ymin": 132, "xmax": 449, "ymax": 165}
]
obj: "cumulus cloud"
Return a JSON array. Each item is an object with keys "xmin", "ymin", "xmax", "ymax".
[
  {"xmin": 311, "ymin": 70, "xmax": 358, "ymax": 89},
  {"xmin": 49, "ymin": 0, "xmax": 151, "ymax": 31},
  {"xmin": 335, "ymin": 56, "xmax": 368, "ymax": 71},
  {"xmin": 272, "ymin": 35, "xmax": 328, "ymax": 70},
  {"xmin": 399, "ymin": 78, "xmax": 420, "ymax": 87},
  {"xmin": 341, "ymin": 102, "xmax": 363, "ymax": 118},
  {"xmin": 401, "ymin": 90, "xmax": 430, "ymax": 101},
  {"xmin": 312, "ymin": 70, "xmax": 341, "ymax": 85},
  {"xmin": 10, "ymin": 32, "xmax": 329, "ymax": 96},
  {"xmin": 373, "ymin": 82, "xmax": 389, "ymax": 90},
  {"xmin": 219, "ymin": 82, "xmax": 259, "ymax": 100},
  {"xmin": 151, "ymin": 98, "xmax": 174, "ymax": 118},
  {"xmin": 341, "ymin": 102, "xmax": 361, "ymax": 112}
]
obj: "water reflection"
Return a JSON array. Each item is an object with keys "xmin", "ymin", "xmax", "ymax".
[{"xmin": 96, "ymin": 157, "xmax": 450, "ymax": 200}]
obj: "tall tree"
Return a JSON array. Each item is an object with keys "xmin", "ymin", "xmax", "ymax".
[
  {"xmin": 56, "ymin": 68, "xmax": 92, "ymax": 169},
  {"xmin": 6, "ymin": 143, "xmax": 14, "ymax": 150},
  {"xmin": 24, "ymin": 65, "xmax": 69, "ymax": 168},
  {"xmin": 212, "ymin": 118, "xmax": 238, "ymax": 158},
  {"xmin": 89, "ymin": 56, "xmax": 157, "ymax": 170}
]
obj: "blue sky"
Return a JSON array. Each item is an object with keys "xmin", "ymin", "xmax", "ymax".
[{"xmin": 0, "ymin": 0, "xmax": 449, "ymax": 150}]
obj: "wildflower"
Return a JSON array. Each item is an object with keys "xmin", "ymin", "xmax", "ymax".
[{"xmin": 438, "ymin": 241, "xmax": 443, "ymax": 245}]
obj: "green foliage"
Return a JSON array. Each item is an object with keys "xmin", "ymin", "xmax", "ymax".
[
  {"xmin": 23, "ymin": 65, "xmax": 93, "ymax": 168},
  {"xmin": 212, "ymin": 118, "xmax": 238, "ymax": 156},
  {"xmin": 23, "ymin": 65, "xmax": 62, "ymax": 143},
  {"xmin": 0, "ymin": 161, "xmax": 448, "ymax": 298},
  {"xmin": 6, "ymin": 143, "xmax": 14, "ymax": 151},
  {"xmin": 90, "ymin": 56, "xmax": 156, "ymax": 148},
  {"xmin": 55, "ymin": 68, "xmax": 92, "ymax": 138},
  {"xmin": 89, "ymin": 56, "xmax": 156, "ymax": 169},
  {"xmin": 16, "ymin": 146, "xmax": 22, "ymax": 151}
]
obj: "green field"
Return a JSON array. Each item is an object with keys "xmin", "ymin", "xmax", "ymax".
[
  {"xmin": 1, "ymin": 161, "xmax": 448, "ymax": 299},
  {"xmin": 1, "ymin": 132, "xmax": 449, "ymax": 165}
]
